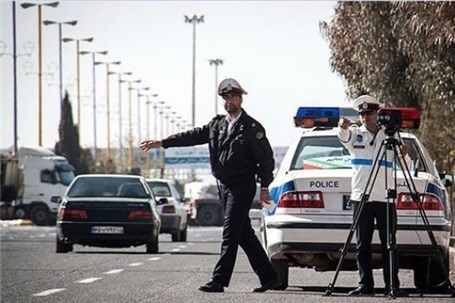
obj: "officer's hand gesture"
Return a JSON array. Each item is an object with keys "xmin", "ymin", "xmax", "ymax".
[
  {"xmin": 338, "ymin": 117, "xmax": 350, "ymax": 129},
  {"xmin": 260, "ymin": 188, "xmax": 272, "ymax": 208},
  {"xmin": 140, "ymin": 140, "xmax": 162, "ymax": 151}
]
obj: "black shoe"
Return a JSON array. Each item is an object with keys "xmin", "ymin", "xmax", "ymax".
[
  {"xmin": 252, "ymin": 279, "xmax": 283, "ymax": 292},
  {"xmin": 198, "ymin": 281, "xmax": 224, "ymax": 293},
  {"xmin": 384, "ymin": 287, "xmax": 409, "ymax": 297},
  {"xmin": 348, "ymin": 286, "xmax": 375, "ymax": 296}
]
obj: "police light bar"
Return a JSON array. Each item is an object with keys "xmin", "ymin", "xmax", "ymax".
[
  {"xmin": 378, "ymin": 107, "xmax": 420, "ymax": 129},
  {"xmin": 294, "ymin": 107, "xmax": 340, "ymax": 128}
]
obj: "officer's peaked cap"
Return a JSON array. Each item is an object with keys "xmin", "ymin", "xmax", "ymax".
[
  {"xmin": 352, "ymin": 95, "xmax": 382, "ymax": 113},
  {"xmin": 218, "ymin": 78, "xmax": 248, "ymax": 96}
]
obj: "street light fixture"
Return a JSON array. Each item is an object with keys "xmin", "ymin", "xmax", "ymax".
[
  {"xmin": 21, "ymin": 1, "xmax": 60, "ymax": 146},
  {"xmin": 94, "ymin": 60, "xmax": 121, "ymax": 162},
  {"xmin": 62, "ymin": 37, "xmax": 93, "ymax": 134},
  {"xmin": 209, "ymin": 58, "xmax": 223, "ymax": 115},
  {"xmin": 184, "ymin": 14, "xmax": 204, "ymax": 127},
  {"xmin": 43, "ymin": 20, "xmax": 78, "ymax": 106},
  {"xmin": 79, "ymin": 50, "xmax": 108, "ymax": 161}
]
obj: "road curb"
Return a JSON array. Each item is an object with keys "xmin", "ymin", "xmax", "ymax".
[{"xmin": 0, "ymin": 219, "xmax": 33, "ymax": 227}]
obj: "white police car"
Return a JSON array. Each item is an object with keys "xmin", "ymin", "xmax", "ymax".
[{"xmin": 262, "ymin": 107, "xmax": 453, "ymax": 291}]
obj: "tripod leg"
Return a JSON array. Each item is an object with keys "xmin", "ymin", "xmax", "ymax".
[
  {"xmin": 394, "ymin": 144, "xmax": 453, "ymax": 294},
  {"xmin": 325, "ymin": 141, "xmax": 387, "ymax": 296}
]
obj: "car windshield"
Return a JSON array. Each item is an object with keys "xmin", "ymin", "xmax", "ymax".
[
  {"xmin": 147, "ymin": 181, "xmax": 172, "ymax": 197},
  {"xmin": 67, "ymin": 177, "xmax": 149, "ymax": 198},
  {"xmin": 290, "ymin": 135, "xmax": 426, "ymax": 172}
]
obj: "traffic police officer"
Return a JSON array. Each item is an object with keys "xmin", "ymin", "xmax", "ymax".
[
  {"xmin": 140, "ymin": 78, "xmax": 282, "ymax": 293},
  {"xmin": 338, "ymin": 95, "xmax": 409, "ymax": 297}
]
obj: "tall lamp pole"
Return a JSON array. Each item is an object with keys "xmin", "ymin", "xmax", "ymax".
[
  {"xmin": 0, "ymin": 38, "xmax": 33, "ymax": 154},
  {"xmin": 108, "ymin": 71, "xmax": 132, "ymax": 172},
  {"xmin": 131, "ymin": 86, "xmax": 150, "ymax": 144},
  {"xmin": 143, "ymin": 93, "xmax": 158, "ymax": 176},
  {"xmin": 62, "ymin": 37, "xmax": 93, "ymax": 134},
  {"xmin": 120, "ymin": 79, "xmax": 141, "ymax": 171},
  {"xmin": 21, "ymin": 1, "xmax": 59, "ymax": 146},
  {"xmin": 42, "ymin": 19, "xmax": 77, "ymax": 106},
  {"xmin": 79, "ymin": 50, "xmax": 108, "ymax": 161},
  {"xmin": 94, "ymin": 60, "xmax": 121, "ymax": 162},
  {"xmin": 209, "ymin": 58, "xmax": 223, "ymax": 115},
  {"xmin": 184, "ymin": 14, "xmax": 204, "ymax": 127}
]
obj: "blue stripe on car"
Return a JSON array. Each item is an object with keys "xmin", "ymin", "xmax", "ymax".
[
  {"xmin": 267, "ymin": 180, "xmax": 295, "ymax": 216},
  {"xmin": 351, "ymin": 158, "xmax": 393, "ymax": 168}
]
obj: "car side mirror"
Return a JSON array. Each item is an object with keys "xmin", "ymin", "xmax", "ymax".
[
  {"xmin": 156, "ymin": 197, "xmax": 168, "ymax": 205},
  {"xmin": 439, "ymin": 173, "xmax": 454, "ymax": 187},
  {"xmin": 50, "ymin": 196, "xmax": 62, "ymax": 204}
]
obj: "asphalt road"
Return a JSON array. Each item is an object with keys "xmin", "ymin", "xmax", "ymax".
[{"xmin": 1, "ymin": 225, "xmax": 454, "ymax": 303}]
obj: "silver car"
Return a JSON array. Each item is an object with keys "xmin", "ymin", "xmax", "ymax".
[{"xmin": 146, "ymin": 178, "xmax": 188, "ymax": 242}]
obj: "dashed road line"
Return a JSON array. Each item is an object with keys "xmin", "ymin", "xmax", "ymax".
[
  {"xmin": 148, "ymin": 257, "xmax": 161, "ymax": 261},
  {"xmin": 128, "ymin": 262, "xmax": 143, "ymax": 267},
  {"xmin": 32, "ymin": 288, "xmax": 66, "ymax": 296},
  {"xmin": 76, "ymin": 277, "xmax": 101, "ymax": 284},
  {"xmin": 104, "ymin": 269, "xmax": 124, "ymax": 274}
]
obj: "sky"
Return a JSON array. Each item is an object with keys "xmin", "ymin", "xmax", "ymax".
[{"xmin": 1, "ymin": 0, "xmax": 351, "ymax": 152}]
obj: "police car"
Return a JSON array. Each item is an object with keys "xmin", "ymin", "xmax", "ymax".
[{"xmin": 262, "ymin": 107, "xmax": 453, "ymax": 291}]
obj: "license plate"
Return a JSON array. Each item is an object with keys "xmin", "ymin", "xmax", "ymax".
[
  {"xmin": 91, "ymin": 226, "xmax": 124, "ymax": 234},
  {"xmin": 342, "ymin": 195, "xmax": 352, "ymax": 210}
]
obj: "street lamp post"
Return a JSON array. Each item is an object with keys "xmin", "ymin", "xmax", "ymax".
[
  {"xmin": 1, "ymin": 37, "xmax": 34, "ymax": 154},
  {"xmin": 42, "ymin": 19, "xmax": 77, "ymax": 107},
  {"xmin": 108, "ymin": 71, "xmax": 132, "ymax": 172},
  {"xmin": 184, "ymin": 14, "xmax": 204, "ymax": 127},
  {"xmin": 120, "ymin": 79, "xmax": 141, "ymax": 171},
  {"xmin": 79, "ymin": 50, "xmax": 108, "ymax": 161},
  {"xmin": 62, "ymin": 37, "xmax": 93, "ymax": 134},
  {"xmin": 209, "ymin": 58, "xmax": 223, "ymax": 115},
  {"xmin": 153, "ymin": 101, "xmax": 165, "ymax": 177},
  {"xmin": 131, "ymin": 86, "xmax": 150, "ymax": 144},
  {"xmin": 21, "ymin": 1, "xmax": 59, "ymax": 146},
  {"xmin": 143, "ymin": 93, "xmax": 158, "ymax": 176},
  {"xmin": 94, "ymin": 60, "xmax": 121, "ymax": 162}
]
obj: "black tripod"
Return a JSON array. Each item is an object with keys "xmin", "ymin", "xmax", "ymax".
[{"xmin": 325, "ymin": 125, "xmax": 454, "ymax": 298}]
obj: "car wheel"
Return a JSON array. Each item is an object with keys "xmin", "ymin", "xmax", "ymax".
[
  {"xmin": 30, "ymin": 205, "xmax": 50, "ymax": 226},
  {"xmin": 171, "ymin": 230, "xmax": 181, "ymax": 242},
  {"xmin": 56, "ymin": 235, "xmax": 73, "ymax": 253},
  {"xmin": 270, "ymin": 259, "xmax": 289, "ymax": 290},
  {"xmin": 178, "ymin": 225, "xmax": 187, "ymax": 242},
  {"xmin": 413, "ymin": 254, "xmax": 450, "ymax": 292},
  {"xmin": 146, "ymin": 235, "xmax": 159, "ymax": 254},
  {"xmin": 197, "ymin": 205, "xmax": 221, "ymax": 226}
]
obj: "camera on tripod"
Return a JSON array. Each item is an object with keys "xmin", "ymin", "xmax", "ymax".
[
  {"xmin": 377, "ymin": 109, "xmax": 402, "ymax": 130},
  {"xmin": 377, "ymin": 107, "xmax": 421, "ymax": 134}
]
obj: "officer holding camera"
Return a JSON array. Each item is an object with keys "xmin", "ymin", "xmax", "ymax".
[
  {"xmin": 140, "ymin": 78, "xmax": 281, "ymax": 293},
  {"xmin": 338, "ymin": 95, "xmax": 409, "ymax": 297}
]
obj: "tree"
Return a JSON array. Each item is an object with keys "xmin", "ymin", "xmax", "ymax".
[
  {"xmin": 54, "ymin": 91, "xmax": 91, "ymax": 174},
  {"xmin": 320, "ymin": 2, "xmax": 455, "ymax": 172}
]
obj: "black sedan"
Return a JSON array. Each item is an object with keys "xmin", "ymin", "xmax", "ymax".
[{"xmin": 55, "ymin": 174, "xmax": 161, "ymax": 253}]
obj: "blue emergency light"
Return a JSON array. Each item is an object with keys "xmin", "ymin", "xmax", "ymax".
[{"xmin": 294, "ymin": 107, "xmax": 340, "ymax": 128}]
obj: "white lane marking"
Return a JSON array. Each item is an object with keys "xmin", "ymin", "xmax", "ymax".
[
  {"xmin": 104, "ymin": 269, "xmax": 124, "ymax": 274},
  {"xmin": 128, "ymin": 262, "xmax": 143, "ymax": 267},
  {"xmin": 171, "ymin": 248, "xmax": 180, "ymax": 252},
  {"xmin": 148, "ymin": 257, "xmax": 160, "ymax": 261},
  {"xmin": 76, "ymin": 277, "xmax": 101, "ymax": 284},
  {"xmin": 33, "ymin": 288, "xmax": 66, "ymax": 296},
  {"xmin": 178, "ymin": 245, "xmax": 186, "ymax": 248},
  {"xmin": 162, "ymin": 253, "xmax": 171, "ymax": 256}
]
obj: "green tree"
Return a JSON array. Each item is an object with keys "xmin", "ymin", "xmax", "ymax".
[
  {"xmin": 54, "ymin": 91, "xmax": 91, "ymax": 174},
  {"xmin": 320, "ymin": 2, "xmax": 455, "ymax": 172}
]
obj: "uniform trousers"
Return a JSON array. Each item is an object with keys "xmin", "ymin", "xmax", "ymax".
[
  {"xmin": 211, "ymin": 176, "xmax": 277, "ymax": 287},
  {"xmin": 352, "ymin": 201, "xmax": 400, "ymax": 289}
]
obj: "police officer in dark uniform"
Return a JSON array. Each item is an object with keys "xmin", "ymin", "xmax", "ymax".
[{"xmin": 140, "ymin": 78, "xmax": 282, "ymax": 293}]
